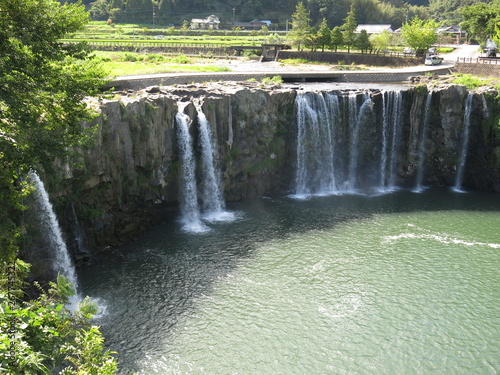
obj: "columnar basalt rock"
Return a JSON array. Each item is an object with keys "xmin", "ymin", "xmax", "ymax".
[{"xmin": 39, "ymin": 82, "xmax": 499, "ymax": 254}]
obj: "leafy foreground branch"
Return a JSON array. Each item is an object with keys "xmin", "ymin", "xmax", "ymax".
[
  {"xmin": 1, "ymin": 0, "xmax": 116, "ymax": 373},
  {"xmin": 1, "ymin": 260, "xmax": 118, "ymax": 374}
]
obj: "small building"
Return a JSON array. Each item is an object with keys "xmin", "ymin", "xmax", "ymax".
[
  {"xmin": 355, "ymin": 24, "xmax": 393, "ymax": 34},
  {"xmin": 190, "ymin": 15, "xmax": 220, "ymax": 30},
  {"xmin": 232, "ymin": 19, "xmax": 269, "ymax": 30},
  {"xmin": 437, "ymin": 25, "xmax": 467, "ymax": 44}
]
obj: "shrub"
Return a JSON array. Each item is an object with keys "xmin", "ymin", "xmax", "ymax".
[
  {"xmin": 171, "ymin": 54, "xmax": 191, "ymax": 64},
  {"xmin": 261, "ymin": 75, "xmax": 283, "ymax": 85},
  {"xmin": 452, "ymin": 74, "xmax": 483, "ymax": 89},
  {"xmin": 145, "ymin": 54, "xmax": 164, "ymax": 62},
  {"xmin": 122, "ymin": 52, "xmax": 139, "ymax": 62}
]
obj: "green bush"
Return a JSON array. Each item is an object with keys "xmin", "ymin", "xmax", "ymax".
[
  {"xmin": 0, "ymin": 260, "xmax": 118, "ymax": 374},
  {"xmin": 171, "ymin": 54, "xmax": 191, "ymax": 64},
  {"xmin": 261, "ymin": 75, "xmax": 283, "ymax": 85},
  {"xmin": 451, "ymin": 74, "xmax": 483, "ymax": 89},
  {"xmin": 145, "ymin": 54, "xmax": 164, "ymax": 62},
  {"xmin": 122, "ymin": 52, "xmax": 139, "ymax": 62}
]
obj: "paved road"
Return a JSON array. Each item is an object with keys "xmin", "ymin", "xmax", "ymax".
[
  {"xmin": 441, "ymin": 44, "xmax": 481, "ymax": 64},
  {"xmin": 112, "ymin": 45, "xmax": 483, "ymax": 89}
]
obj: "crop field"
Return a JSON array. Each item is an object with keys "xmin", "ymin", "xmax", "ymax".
[{"xmin": 64, "ymin": 21, "xmax": 273, "ymax": 47}]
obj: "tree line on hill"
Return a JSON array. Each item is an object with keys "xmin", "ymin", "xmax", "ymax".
[{"xmin": 58, "ymin": 0, "xmax": 499, "ymax": 41}]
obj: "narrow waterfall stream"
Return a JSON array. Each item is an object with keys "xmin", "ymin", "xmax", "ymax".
[
  {"xmin": 30, "ymin": 171, "xmax": 80, "ymax": 310},
  {"xmin": 380, "ymin": 90, "xmax": 403, "ymax": 191},
  {"xmin": 414, "ymin": 91, "xmax": 433, "ymax": 192},
  {"xmin": 196, "ymin": 104, "xmax": 236, "ymax": 223},
  {"xmin": 348, "ymin": 93, "xmax": 373, "ymax": 190},
  {"xmin": 453, "ymin": 93, "xmax": 473, "ymax": 192},
  {"xmin": 175, "ymin": 102, "xmax": 208, "ymax": 233},
  {"xmin": 176, "ymin": 101, "xmax": 236, "ymax": 232}
]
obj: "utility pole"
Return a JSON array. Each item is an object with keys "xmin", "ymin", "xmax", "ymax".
[
  {"xmin": 232, "ymin": 8, "xmax": 235, "ymax": 26},
  {"xmin": 152, "ymin": 2, "xmax": 156, "ymax": 27}
]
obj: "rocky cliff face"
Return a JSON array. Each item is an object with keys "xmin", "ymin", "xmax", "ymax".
[{"xmin": 39, "ymin": 82, "xmax": 499, "ymax": 255}]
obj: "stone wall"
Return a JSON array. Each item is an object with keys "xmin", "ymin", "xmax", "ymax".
[
  {"xmin": 277, "ymin": 50, "xmax": 423, "ymax": 67},
  {"xmin": 455, "ymin": 62, "xmax": 500, "ymax": 78}
]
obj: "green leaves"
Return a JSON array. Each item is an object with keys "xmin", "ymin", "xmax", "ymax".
[
  {"xmin": 0, "ymin": 0, "xmax": 108, "ymax": 263},
  {"xmin": 0, "ymin": 269, "xmax": 118, "ymax": 374},
  {"xmin": 401, "ymin": 16, "xmax": 438, "ymax": 55}
]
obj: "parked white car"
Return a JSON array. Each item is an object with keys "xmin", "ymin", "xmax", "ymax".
[{"xmin": 425, "ymin": 55, "xmax": 443, "ymax": 65}]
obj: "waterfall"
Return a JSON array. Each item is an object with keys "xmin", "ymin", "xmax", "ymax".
[
  {"xmin": 294, "ymin": 90, "xmax": 404, "ymax": 197},
  {"xmin": 379, "ymin": 90, "xmax": 403, "ymax": 192},
  {"xmin": 294, "ymin": 92, "xmax": 339, "ymax": 197},
  {"xmin": 453, "ymin": 93, "xmax": 473, "ymax": 192},
  {"xmin": 175, "ymin": 103, "xmax": 208, "ymax": 233},
  {"xmin": 414, "ymin": 91, "xmax": 433, "ymax": 192},
  {"xmin": 195, "ymin": 104, "xmax": 235, "ymax": 222},
  {"xmin": 347, "ymin": 93, "xmax": 373, "ymax": 191},
  {"xmin": 388, "ymin": 91, "xmax": 403, "ymax": 189},
  {"xmin": 30, "ymin": 171, "xmax": 80, "ymax": 310}
]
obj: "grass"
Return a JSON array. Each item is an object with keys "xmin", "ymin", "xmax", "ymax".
[
  {"xmin": 451, "ymin": 74, "xmax": 488, "ymax": 89},
  {"xmin": 261, "ymin": 75, "xmax": 283, "ymax": 85},
  {"xmin": 93, "ymin": 51, "xmax": 232, "ymax": 76}
]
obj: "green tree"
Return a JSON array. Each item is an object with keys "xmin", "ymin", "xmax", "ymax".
[
  {"xmin": 330, "ymin": 26, "xmax": 344, "ymax": 52},
  {"xmin": 355, "ymin": 29, "xmax": 372, "ymax": 53},
  {"xmin": 287, "ymin": 2, "xmax": 312, "ymax": 51},
  {"xmin": 0, "ymin": 0, "xmax": 113, "ymax": 371},
  {"xmin": 316, "ymin": 18, "xmax": 331, "ymax": 52},
  {"xmin": 0, "ymin": 0, "xmax": 106, "ymax": 263},
  {"xmin": 460, "ymin": 2, "xmax": 500, "ymax": 45},
  {"xmin": 369, "ymin": 29, "xmax": 392, "ymax": 53},
  {"xmin": 400, "ymin": 16, "xmax": 438, "ymax": 55},
  {"xmin": 342, "ymin": 4, "xmax": 358, "ymax": 53}
]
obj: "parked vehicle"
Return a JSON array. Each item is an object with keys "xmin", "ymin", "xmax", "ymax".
[
  {"xmin": 424, "ymin": 55, "xmax": 443, "ymax": 65},
  {"xmin": 485, "ymin": 47, "xmax": 497, "ymax": 57}
]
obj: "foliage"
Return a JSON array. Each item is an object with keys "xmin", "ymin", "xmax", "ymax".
[
  {"xmin": 287, "ymin": 2, "xmax": 312, "ymax": 51},
  {"xmin": 0, "ymin": 1, "xmax": 114, "ymax": 373},
  {"xmin": 330, "ymin": 26, "xmax": 343, "ymax": 52},
  {"xmin": 460, "ymin": 1, "xmax": 500, "ymax": 45},
  {"xmin": 316, "ymin": 18, "xmax": 331, "ymax": 52},
  {"xmin": 261, "ymin": 75, "xmax": 283, "ymax": 85},
  {"xmin": 370, "ymin": 29, "xmax": 392, "ymax": 53},
  {"xmin": 0, "ymin": 0, "xmax": 107, "ymax": 263},
  {"xmin": 400, "ymin": 16, "xmax": 438, "ymax": 55},
  {"xmin": 355, "ymin": 29, "xmax": 372, "ymax": 53},
  {"xmin": 341, "ymin": 4, "xmax": 358, "ymax": 53},
  {"xmin": 0, "ymin": 260, "xmax": 118, "ymax": 374},
  {"xmin": 451, "ymin": 74, "xmax": 484, "ymax": 89},
  {"xmin": 428, "ymin": 0, "xmax": 476, "ymax": 26}
]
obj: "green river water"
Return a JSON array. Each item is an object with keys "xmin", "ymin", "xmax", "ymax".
[{"xmin": 79, "ymin": 188, "xmax": 500, "ymax": 374}]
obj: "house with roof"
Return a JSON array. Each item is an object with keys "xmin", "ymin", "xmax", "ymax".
[
  {"xmin": 355, "ymin": 24, "xmax": 393, "ymax": 34},
  {"xmin": 231, "ymin": 19, "xmax": 270, "ymax": 30},
  {"xmin": 437, "ymin": 25, "xmax": 466, "ymax": 43},
  {"xmin": 190, "ymin": 15, "xmax": 220, "ymax": 30}
]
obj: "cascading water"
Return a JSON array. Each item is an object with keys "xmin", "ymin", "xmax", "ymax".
[
  {"xmin": 379, "ymin": 90, "xmax": 403, "ymax": 192},
  {"xmin": 30, "ymin": 171, "xmax": 80, "ymax": 310},
  {"xmin": 294, "ymin": 90, "xmax": 403, "ymax": 197},
  {"xmin": 453, "ymin": 93, "xmax": 473, "ymax": 192},
  {"xmin": 414, "ymin": 91, "xmax": 433, "ymax": 192},
  {"xmin": 347, "ymin": 93, "xmax": 374, "ymax": 191},
  {"xmin": 294, "ymin": 92, "xmax": 338, "ymax": 197},
  {"xmin": 195, "ymin": 104, "xmax": 235, "ymax": 222},
  {"xmin": 175, "ymin": 102, "xmax": 208, "ymax": 233}
]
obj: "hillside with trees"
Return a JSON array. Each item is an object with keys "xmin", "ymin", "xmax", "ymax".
[{"xmin": 67, "ymin": 0, "xmax": 496, "ymax": 35}]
